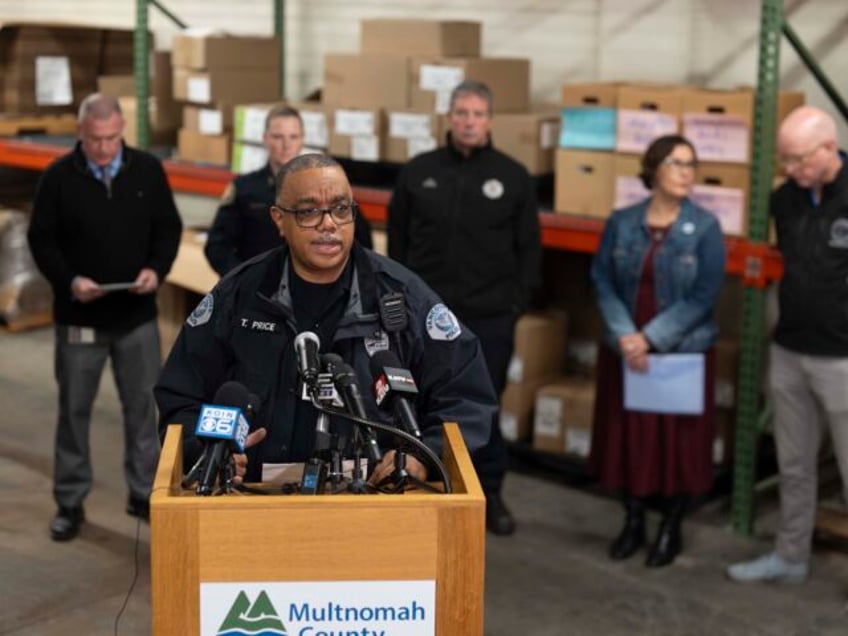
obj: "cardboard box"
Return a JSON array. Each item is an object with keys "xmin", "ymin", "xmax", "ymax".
[
  {"xmin": 361, "ymin": 19, "xmax": 481, "ymax": 57},
  {"xmin": 119, "ymin": 96, "xmax": 178, "ymax": 147},
  {"xmin": 177, "ymin": 127, "xmax": 230, "ymax": 166},
  {"xmin": 183, "ymin": 104, "xmax": 233, "ymax": 135},
  {"xmin": 691, "ymin": 162, "xmax": 751, "ymax": 236},
  {"xmin": 385, "ymin": 109, "xmax": 443, "ymax": 163},
  {"xmin": 499, "ymin": 376, "xmax": 557, "ymax": 442},
  {"xmin": 508, "ymin": 311, "xmax": 569, "ymax": 384},
  {"xmin": 555, "ymin": 149, "xmax": 615, "ymax": 218},
  {"xmin": 561, "ymin": 83, "xmax": 619, "ymax": 108},
  {"xmin": 0, "ymin": 22, "xmax": 137, "ymax": 114},
  {"xmin": 97, "ymin": 74, "xmax": 135, "ymax": 97},
  {"xmin": 328, "ymin": 108, "xmax": 385, "ymax": 162},
  {"xmin": 173, "ymin": 67, "xmax": 280, "ymax": 106},
  {"xmin": 532, "ymin": 379, "xmax": 595, "ymax": 456},
  {"xmin": 615, "ymin": 84, "xmax": 683, "ymax": 154},
  {"xmin": 410, "ymin": 57, "xmax": 530, "ymax": 114},
  {"xmin": 492, "ymin": 111, "xmax": 560, "ymax": 176},
  {"xmin": 231, "ymin": 141, "xmax": 268, "ymax": 174},
  {"xmin": 289, "ymin": 101, "xmax": 332, "ymax": 150},
  {"xmin": 612, "ymin": 153, "xmax": 648, "ymax": 210},
  {"xmin": 172, "ymin": 32, "xmax": 280, "ymax": 71},
  {"xmin": 323, "ymin": 54, "xmax": 411, "ymax": 110},
  {"xmin": 682, "ymin": 87, "xmax": 754, "ymax": 163}
]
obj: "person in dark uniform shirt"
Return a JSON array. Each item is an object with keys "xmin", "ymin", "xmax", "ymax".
[
  {"xmin": 156, "ymin": 154, "xmax": 496, "ymax": 486},
  {"xmin": 387, "ymin": 80, "xmax": 543, "ymax": 535},
  {"xmin": 205, "ymin": 105, "xmax": 372, "ymax": 276}
]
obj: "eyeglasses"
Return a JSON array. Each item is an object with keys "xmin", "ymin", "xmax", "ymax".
[
  {"xmin": 779, "ymin": 143, "xmax": 823, "ymax": 169},
  {"xmin": 272, "ymin": 202, "xmax": 357, "ymax": 228},
  {"xmin": 661, "ymin": 157, "xmax": 698, "ymax": 171}
]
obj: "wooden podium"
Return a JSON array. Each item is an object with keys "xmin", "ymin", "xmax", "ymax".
[{"xmin": 151, "ymin": 423, "xmax": 486, "ymax": 635}]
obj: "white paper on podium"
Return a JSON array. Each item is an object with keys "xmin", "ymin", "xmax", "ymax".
[{"xmin": 623, "ymin": 353, "xmax": 705, "ymax": 415}]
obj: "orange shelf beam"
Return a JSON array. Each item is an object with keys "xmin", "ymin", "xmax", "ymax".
[{"xmin": 0, "ymin": 138, "xmax": 783, "ymax": 283}]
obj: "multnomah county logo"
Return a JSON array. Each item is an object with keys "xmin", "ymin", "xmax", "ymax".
[{"xmin": 217, "ymin": 590, "xmax": 287, "ymax": 636}]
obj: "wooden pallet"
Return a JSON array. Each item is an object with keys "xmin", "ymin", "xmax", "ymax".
[
  {"xmin": 0, "ymin": 114, "xmax": 77, "ymax": 137},
  {"xmin": 1, "ymin": 310, "xmax": 53, "ymax": 333}
]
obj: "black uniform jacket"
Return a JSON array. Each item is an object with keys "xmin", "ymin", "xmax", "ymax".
[
  {"xmin": 205, "ymin": 164, "xmax": 374, "ymax": 276},
  {"xmin": 155, "ymin": 242, "xmax": 497, "ymax": 481}
]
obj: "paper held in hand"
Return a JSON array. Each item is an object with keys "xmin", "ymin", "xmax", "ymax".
[{"xmin": 623, "ymin": 353, "xmax": 705, "ymax": 415}]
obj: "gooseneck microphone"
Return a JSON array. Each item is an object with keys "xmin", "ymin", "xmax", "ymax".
[
  {"xmin": 323, "ymin": 353, "xmax": 383, "ymax": 462},
  {"xmin": 369, "ymin": 349, "xmax": 422, "ymax": 440},
  {"xmin": 294, "ymin": 331, "xmax": 321, "ymax": 391},
  {"xmin": 194, "ymin": 381, "xmax": 252, "ymax": 496}
]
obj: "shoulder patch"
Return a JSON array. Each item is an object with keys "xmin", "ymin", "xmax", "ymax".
[
  {"xmin": 187, "ymin": 294, "xmax": 214, "ymax": 327},
  {"xmin": 219, "ymin": 182, "xmax": 236, "ymax": 206},
  {"xmin": 426, "ymin": 303, "xmax": 462, "ymax": 341}
]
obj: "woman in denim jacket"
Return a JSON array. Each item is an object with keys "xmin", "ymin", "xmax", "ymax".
[{"xmin": 590, "ymin": 135, "xmax": 726, "ymax": 568}]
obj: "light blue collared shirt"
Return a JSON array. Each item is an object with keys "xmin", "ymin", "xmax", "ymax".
[{"xmin": 87, "ymin": 151, "xmax": 122, "ymax": 182}]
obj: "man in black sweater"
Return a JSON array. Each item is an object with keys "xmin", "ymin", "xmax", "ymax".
[
  {"xmin": 28, "ymin": 93, "xmax": 182, "ymax": 541},
  {"xmin": 388, "ymin": 80, "xmax": 542, "ymax": 535}
]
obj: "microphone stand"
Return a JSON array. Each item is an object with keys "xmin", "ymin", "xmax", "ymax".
[
  {"xmin": 345, "ymin": 427, "xmax": 373, "ymax": 494},
  {"xmin": 378, "ymin": 448, "xmax": 440, "ymax": 494}
]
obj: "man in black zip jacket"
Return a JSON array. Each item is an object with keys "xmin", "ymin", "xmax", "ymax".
[
  {"xmin": 155, "ymin": 154, "xmax": 495, "ymax": 486},
  {"xmin": 28, "ymin": 93, "xmax": 182, "ymax": 541},
  {"xmin": 388, "ymin": 80, "xmax": 542, "ymax": 534}
]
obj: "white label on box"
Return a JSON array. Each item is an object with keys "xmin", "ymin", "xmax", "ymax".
[
  {"xmin": 616, "ymin": 109, "xmax": 679, "ymax": 154},
  {"xmin": 301, "ymin": 111, "xmax": 329, "ymax": 148},
  {"xmin": 187, "ymin": 76, "xmax": 211, "ymax": 103},
  {"xmin": 237, "ymin": 106, "xmax": 271, "ymax": 144},
  {"xmin": 389, "ymin": 112, "xmax": 432, "ymax": 139},
  {"xmin": 232, "ymin": 143, "xmax": 268, "ymax": 174},
  {"xmin": 419, "ymin": 64, "xmax": 465, "ymax": 91},
  {"xmin": 566, "ymin": 428, "xmax": 591, "ymax": 457},
  {"xmin": 499, "ymin": 412, "xmax": 518, "ymax": 441},
  {"xmin": 691, "ymin": 184, "xmax": 745, "ymax": 235},
  {"xmin": 35, "ymin": 56, "xmax": 72, "ymax": 105},
  {"xmin": 435, "ymin": 89, "xmax": 453, "ymax": 115},
  {"xmin": 683, "ymin": 113, "xmax": 749, "ymax": 163},
  {"xmin": 407, "ymin": 136, "xmax": 437, "ymax": 159},
  {"xmin": 199, "ymin": 109, "xmax": 223, "ymax": 135},
  {"xmin": 713, "ymin": 437, "xmax": 725, "ymax": 464},
  {"xmin": 507, "ymin": 356, "xmax": 524, "ymax": 384},
  {"xmin": 540, "ymin": 122, "xmax": 560, "ymax": 150},
  {"xmin": 335, "ymin": 109, "xmax": 375, "ymax": 136},
  {"xmin": 534, "ymin": 396, "xmax": 563, "ymax": 437},
  {"xmin": 614, "ymin": 175, "xmax": 651, "ymax": 210},
  {"xmin": 351, "ymin": 134, "xmax": 379, "ymax": 162}
]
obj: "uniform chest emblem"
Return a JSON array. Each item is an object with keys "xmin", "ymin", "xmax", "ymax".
[
  {"xmin": 828, "ymin": 218, "xmax": 848, "ymax": 249},
  {"xmin": 426, "ymin": 303, "xmax": 462, "ymax": 341},
  {"xmin": 482, "ymin": 178, "xmax": 504, "ymax": 199},
  {"xmin": 364, "ymin": 330, "xmax": 390, "ymax": 356},
  {"xmin": 187, "ymin": 294, "xmax": 214, "ymax": 327}
]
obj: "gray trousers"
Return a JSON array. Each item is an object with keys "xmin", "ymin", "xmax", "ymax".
[
  {"xmin": 770, "ymin": 343, "xmax": 848, "ymax": 563},
  {"xmin": 53, "ymin": 319, "xmax": 161, "ymax": 508}
]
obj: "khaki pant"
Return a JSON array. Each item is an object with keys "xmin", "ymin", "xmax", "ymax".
[{"xmin": 770, "ymin": 343, "xmax": 848, "ymax": 563}]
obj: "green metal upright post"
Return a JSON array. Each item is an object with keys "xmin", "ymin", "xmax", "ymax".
[
  {"xmin": 134, "ymin": 0, "xmax": 150, "ymax": 149},
  {"xmin": 731, "ymin": 0, "xmax": 783, "ymax": 535},
  {"xmin": 274, "ymin": 0, "xmax": 285, "ymax": 97}
]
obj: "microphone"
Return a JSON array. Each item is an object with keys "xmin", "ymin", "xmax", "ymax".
[
  {"xmin": 369, "ymin": 350, "xmax": 422, "ymax": 440},
  {"xmin": 194, "ymin": 381, "xmax": 251, "ymax": 496},
  {"xmin": 294, "ymin": 331, "xmax": 321, "ymax": 392},
  {"xmin": 323, "ymin": 353, "xmax": 383, "ymax": 462}
]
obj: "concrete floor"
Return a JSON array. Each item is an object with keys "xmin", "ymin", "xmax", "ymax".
[{"xmin": 1, "ymin": 326, "xmax": 848, "ymax": 635}]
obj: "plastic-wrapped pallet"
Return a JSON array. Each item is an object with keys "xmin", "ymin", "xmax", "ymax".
[{"xmin": 0, "ymin": 209, "xmax": 52, "ymax": 331}]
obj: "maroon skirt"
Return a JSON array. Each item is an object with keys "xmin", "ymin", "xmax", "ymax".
[{"xmin": 589, "ymin": 345, "xmax": 716, "ymax": 497}]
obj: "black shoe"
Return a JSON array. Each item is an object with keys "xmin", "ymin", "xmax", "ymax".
[
  {"xmin": 485, "ymin": 493, "xmax": 516, "ymax": 536},
  {"xmin": 126, "ymin": 495, "xmax": 150, "ymax": 521},
  {"xmin": 609, "ymin": 496, "xmax": 646, "ymax": 560},
  {"xmin": 50, "ymin": 506, "xmax": 84, "ymax": 541},
  {"xmin": 645, "ymin": 521, "xmax": 682, "ymax": 568}
]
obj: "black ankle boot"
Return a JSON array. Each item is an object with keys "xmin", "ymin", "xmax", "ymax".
[
  {"xmin": 646, "ymin": 495, "xmax": 686, "ymax": 568},
  {"xmin": 609, "ymin": 495, "xmax": 646, "ymax": 560}
]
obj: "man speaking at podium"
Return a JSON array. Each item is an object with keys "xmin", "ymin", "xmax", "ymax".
[{"xmin": 155, "ymin": 154, "xmax": 496, "ymax": 485}]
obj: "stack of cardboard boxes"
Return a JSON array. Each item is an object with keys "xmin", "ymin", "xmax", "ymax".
[
  {"xmin": 554, "ymin": 82, "xmax": 804, "ymax": 234},
  {"xmin": 172, "ymin": 32, "xmax": 280, "ymax": 166}
]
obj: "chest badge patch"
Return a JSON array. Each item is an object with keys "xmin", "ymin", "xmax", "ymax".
[
  {"xmin": 187, "ymin": 294, "xmax": 214, "ymax": 327},
  {"xmin": 482, "ymin": 178, "xmax": 504, "ymax": 200},
  {"xmin": 681, "ymin": 221, "xmax": 695, "ymax": 235},
  {"xmin": 422, "ymin": 177, "xmax": 438, "ymax": 189},
  {"xmin": 829, "ymin": 218, "xmax": 848, "ymax": 249},
  {"xmin": 426, "ymin": 303, "xmax": 462, "ymax": 341},
  {"xmin": 364, "ymin": 330, "xmax": 390, "ymax": 356}
]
